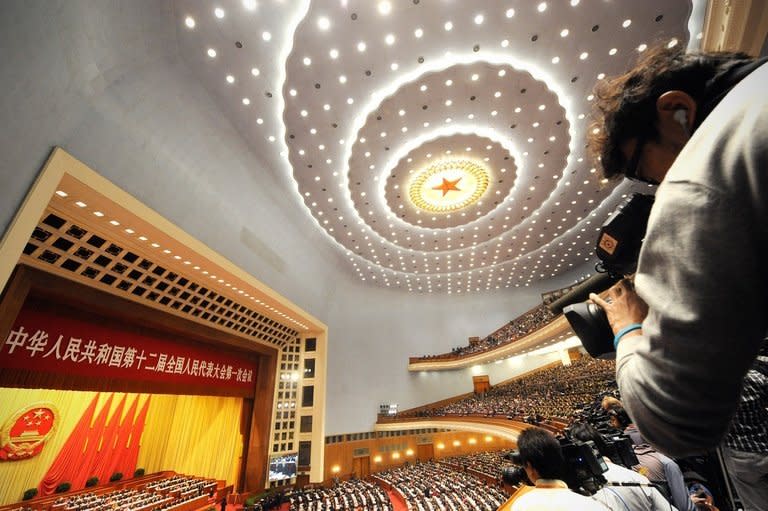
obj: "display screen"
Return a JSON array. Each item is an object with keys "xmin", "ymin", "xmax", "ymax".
[{"xmin": 268, "ymin": 453, "xmax": 297, "ymax": 481}]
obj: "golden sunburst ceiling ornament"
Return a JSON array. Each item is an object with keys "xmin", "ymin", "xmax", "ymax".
[{"xmin": 408, "ymin": 158, "xmax": 490, "ymax": 214}]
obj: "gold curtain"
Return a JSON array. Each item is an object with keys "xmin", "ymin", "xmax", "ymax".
[{"xmin": 0, "ymin": 389, "xmax": 242, "ymax": 506}]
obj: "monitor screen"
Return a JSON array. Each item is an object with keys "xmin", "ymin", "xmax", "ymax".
[{"xmin": 268, "ymin": 453, "xmax": 298, "ymax": 481}]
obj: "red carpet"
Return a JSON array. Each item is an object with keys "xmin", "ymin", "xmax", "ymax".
[{"xmin": 387, "ymin": 490, "xmax": 408, "ymax": 511}]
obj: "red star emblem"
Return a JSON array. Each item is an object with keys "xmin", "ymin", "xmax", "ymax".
[{"xmin": 432, "ymin": 177, "xmax": 462, "ymax": 197}]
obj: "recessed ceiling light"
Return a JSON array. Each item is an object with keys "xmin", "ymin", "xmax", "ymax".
[
  {"xmin": 184, "ymin": 16, "xmax": 195, "ymax": 29},
  {"xmin": 580, "ymin": 51, "xmax": 589, "ymax": 60},
  {"xmin": 471, "ymin": 73, "xmax": 479, "ymax": 81},
  {"xmin": 323, "ymin": 104, "xmax": 330, "ymax": 111},
  {"xmin": 242, "ymin": 97, "xmax": 250, "ymax": 105},
  {"xmin": 289, "ymin": 88, "xmax": 297, "ymax": 96},
  {"xmin": 385, "ymin": 34, "xmax": 395, "ymax": 45},
  {"xmin": 537, "ymin": 2, "xmax": 547, "ymax": 12},
  {"xmin": 498, "ymin": 69, "xmax": 506, "ymax": 77},
  {"xmin": 474, "ymin": 14, "xmax": 484, "ymax": 24},
  {"xmin": 243, "ymin": 0, "xmax": 257, "ymax": 10},
  {"xmin": 444, "ymin": 21, "xmax": 453, "ymax": 31},
  {"xmin": 357, "ymin": 41, "xmax": 367, "ymax": 52},
  {"xmin": 560, "ymin": 28, "xmax": 569, "ymax": 37},
  {"xmin": 570, "ymin": 0, "xmax": 580, "ymax": 5},
  {"xmin": 303, "ymin": 57, "xmax": 312, "ymax": 66},
  {"xmin": 494, "ymin": 91, "xmax": 501, "ymax": 97},
  {"xmin": 207, "ymin": 48, "xmax": 217, "ymax": 58},
  {"xmin": 262, "ymin": 31, "xmax": 271, "ymax": 41},
  {"xmin": 93, "ymin": 211, "xmax": 104, "ymax": 217},
  {"xmin": 506, "ymin": 8, "xmax": 515, "ymax": 17},
  {"xmin": 317, "ymin": 16, "xmax": 331, "ymax": 30},
  {"xmin": 109, "ymin": 220, "xmax": 120, "ymax": 226},
  {"xmin": 667, "ymin": 38, "xmax": 678, "ymax": 48},
  {"xmin": 329, "ymin": 48, "xmax": 339, "ymax": 59},
  {"xmin": 622, "ymin": 19, "xmax": 632, "ymax": 28},
  {"xmin": 339, "ymin": 75, "xmax": 347, "ymax": 83},
  {"xmin": 377, "ymin": 1, "xmax": 392, "ymax": 15},
  {"xmin": 74, "ymin": 201, "xmax": 86, "ymax": 207},
  {"xmin": 420, "ymin": 84, "xmax": 427, "ymax": 91},
  {"xmin": 55, "ymin": 190, "xmax": 68, "ymax": 197},
  {"xmin": 347, "ymin": 97, "xmax": 354, "ymax": 104},
  {"xmin": 609, "ymin": 48, "xmax": 617, "ymax": 55},
  {"xmin": 256, "ymin": 118, "xmax": 263, "ymax": 124},
  {"xmin": 251, "ymin": 67, "xmax": 260, "ymax": 76},
  {"xmin": 390, "ymin": 62, "xmax": 398, "ymax": 71},
  {"xmin": 501, "ymin": 39, "xmax": 509, "ymax": 47},
  {"xmin": 226, "ymin": 74, "xmax": 235, "ymax": 84},
  {"xmin": 398, "ymin": 109, "xmax": 405, "ymax": 116},
  {"xmin": 214, "ymin": 7, "xmax": 225, "ymax": 19},
  {"xmin": 638, "ymin": 43, "xmax": 648, "ymax": 52},
  {"xmin": 414, "ymin": 28, "xmax": 423, "ymax": 38}
]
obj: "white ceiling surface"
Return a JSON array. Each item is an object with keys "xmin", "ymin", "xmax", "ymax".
[
  {"xmin": 176, "ymin": 0, "xmax": 696, "ymax": 294},
  {"xmin": 0, "ymin": 1, "xmax": 704, "ymax": 434}
]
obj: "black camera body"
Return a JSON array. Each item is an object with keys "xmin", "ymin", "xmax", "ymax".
[
  {"xmin": 501, "ymin": 438, "xmax": 608, "ymax": 494},
  {"xmin": 553, "ymin": 193, "xmax": 655, "ymax": 358}
]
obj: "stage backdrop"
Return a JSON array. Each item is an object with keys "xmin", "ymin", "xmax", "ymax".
[{"xmin": 0, "ymin": 388, "xmax": 243, "ymax": 506}]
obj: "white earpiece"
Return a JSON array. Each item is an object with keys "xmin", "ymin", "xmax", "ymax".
[{"xmin": 673, "ymin": 109, "xmax": 688, "ymax": 129}]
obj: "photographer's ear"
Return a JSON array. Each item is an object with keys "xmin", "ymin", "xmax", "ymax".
[{"xmin": 657, "ymin": 91, "xmax": 697, "ymax": 142}]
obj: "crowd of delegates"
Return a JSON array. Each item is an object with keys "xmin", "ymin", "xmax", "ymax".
[
  {"xmin": 287, "ymin": 479, "xmax": 391, "ymax": 511},
  {"xmin": 405, "ymin": 359, "xmax": 616, "ymax": 421},
  {"xmin": 47, "ymin": 477, "xmax": 215, "ymax": 511},
  {"xmin": 376, "ymin": 461, "xmax": 508, "ymax": 511},
  {"xmin": 415, "ymin": 305, "xmax": 557, "ymax": 360},
  {"xmin": 442, "ymin": 451, "xmax": 513, "ymax": 482},
  {"xmin": 52, "ymin": 490, "xmax": 171, "ymax": 511}
]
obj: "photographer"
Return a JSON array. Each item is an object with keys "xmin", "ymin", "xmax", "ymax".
[
  {"xmin": 570, "ymin": 422, "xmax": 681, "ymax": 511},
  {"xmin": 508, "ymin": 428, "xmax": 609, "ymax": 510},
  {"xmin": 586, "ymin": 43, "xmax": 768, "ymax": 462}
]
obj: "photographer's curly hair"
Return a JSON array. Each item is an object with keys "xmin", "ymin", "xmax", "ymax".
[{"xmin": 588, "ymin": 42, "xmax": 753, "ymax": 180}]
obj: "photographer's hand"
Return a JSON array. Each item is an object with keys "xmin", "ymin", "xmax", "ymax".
[{"xmin": 589, "ymin": 279, "xmax": 648, "ymax": 336}]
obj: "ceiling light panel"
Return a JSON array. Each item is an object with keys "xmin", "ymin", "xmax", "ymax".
[{"xmin": 178, "ymin": 0, "xmax": 693, "ymax": 292}]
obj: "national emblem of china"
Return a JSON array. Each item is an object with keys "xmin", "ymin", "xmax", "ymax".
[{"xmin": 0, "ymin": 403, "xmax": 58, "ymax": 461}]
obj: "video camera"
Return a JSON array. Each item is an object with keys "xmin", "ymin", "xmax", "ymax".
[
  {"xmin": 502, "ymin": 438, "xmax": 608, "ymax": 494},
  {"xmin": 547, "ymin": 193, "xmax": 654, "ymax": 357}
]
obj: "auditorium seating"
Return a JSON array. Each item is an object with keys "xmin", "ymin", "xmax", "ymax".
[
  {"xmin": 441, "ymin": 451, "xmax": 513, "ymax": 483},
  {"xmin": 413, "ymin": 304, "xmax": 557, "ymax": 361},
  {"xmin": 399, "ymin": 358, "xmax": 617, "ymax": 423},
  {"xmin": 374, "ymin": 461, "xmax": 507, "ymax": 511},
  {"xmin": 286, "ymin": 479, "xmax": 391, "ymax": 511}
]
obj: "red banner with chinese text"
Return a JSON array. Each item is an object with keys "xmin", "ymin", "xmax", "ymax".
[{"xmin": 1, "ymin": 297, "xmax": 257, "ymax": 393}]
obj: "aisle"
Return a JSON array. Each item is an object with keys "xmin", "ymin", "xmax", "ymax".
[{"xmin": 387, "ymin": 490, "xmax": 409, "ymax": 511}]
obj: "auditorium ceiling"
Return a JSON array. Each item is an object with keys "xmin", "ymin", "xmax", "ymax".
[{"xmin": 174, "ymin": 0, "xmax": 705, "ymax": 294}]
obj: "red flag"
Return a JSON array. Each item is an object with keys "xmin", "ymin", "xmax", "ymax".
[
  {"xmin": 121, "ymin": 395, "xmax": 151, "ymax": 477},
  {"xmin": 91, "ymin": 394, "xmax": 125, "ymax": 482},
  {"xmin": 39, "ymin": 394, "xmax": 99, "ymax": 496}
]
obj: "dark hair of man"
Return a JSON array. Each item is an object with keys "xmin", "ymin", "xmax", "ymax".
[
  {"xmin": 517, "ymin": 427, "xmax": 565, "ymax": 480},
  {"xmin": 609, "ymin": 407, "xmax": 632, "ymax": 429},
  {"xmin": 587, "ymin": 42, "xmax": 753, "ymax": 180},
  {"xmin": 569, "ymin": 422, "xmax": 609, "ymax": 458}
]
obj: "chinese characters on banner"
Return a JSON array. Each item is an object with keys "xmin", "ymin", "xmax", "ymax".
[{"xmin": 0, "ymin": 298, "xmax": 257, "ymax": 393}]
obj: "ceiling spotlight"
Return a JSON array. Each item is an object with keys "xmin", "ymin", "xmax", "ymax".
[
  {"xmin": 571, "ymin": 0, "xmax": 580, "ymax": 5},
  {"xmin": 357, "ymin": 41, "xmax": 366, "ymax": 52},
  {"xmin": 579, "ymin": 51, "xmax": 589, "ymax": 60},
  {"xmin": 329, "ymin": 48, "xmax": 339, "ymax": 59},
  {"xmin": 385, "ymin": 33, "xmax": 395, "ymax": 45},
  {"xmin": 638, "ymin": 43, "xmax": 648, "ymax": 52},
  {"xmin": 214, "ymin": 7, "xmax": 225, "ymax": 18},
  {"xmin": 377, "ymin": 1, "xmax": 392, "ymax": 15},
  {"xmin": 444, "ymin": 21, "xmax": 453, "ymax": 31},
  {"xmin": 506, "ymin": 8, "xmax": 515, "ymax": 17},
  {"xmin": 501, "ymin": 39, "xmax": 509, "ymax": 48},
  {"xmin": 262, "ymin": 31, "xmax": 271, "ymax": 41},
  {"xmin": 207, "ymin": 48, "xmax": 217, "ymax": 58},
  {"xmin": 560, "ymin": 28, "xmax": 569, "ymax": 37},
  {"xmin": 414, "ymin": 27, "xmax": 423, "ymax": 38},
  {"xmin": 494, "ymin": 91, "xmax": 501, "ymax": 98},
  {"xmin": 289, "ymin": 88, "xmax": 297, "ymax": 96},
  {"xmin": 303, "ymin": 57, "xmax": 312, "ymax": 66},
  {"xmin": 667, "ymin": 38, "xmax": 678, "ymax": 48},
  {"xmin": 251, "ymin": 67, "xmax": 260, "ymax": 76},
  {"xmin": 243, "ymin": 0, "xmax": 257, "ymax": 10},
  {"xmin": 339, "ymin": 75, "xmax": 347, "ymax": 83},
  {"xmin": 317, "ymin": 16, "xmax": 331, "ymax": 30},
  {"xmin": 420, "ymin": 84, "xmax": 427, "ymax": 91},
  {"xmin": 390, "ymin": 62, "xmax": 399, "ymax": 71},
  {"xmin": 398, "ymin": 109, "xmax": 405, "ymax": 116},
  {"xmin": 551, "ymin": 56, "xmax": 560, "ymax": 64},
  {"xmin": 622, "ymin": 19, "xmax": 632, "ymax": 28},
  {"xmin": 537, "ymin": 2, "xmax": 547, "ymax": 12},
  {"xmin": 471, "ymin": 73, "xmax": 479, "ymax": 81},
  {"xmin": 474, "ymin": 14, "xmax": 484, "ymax": 24},
  {"xmin": 256, "ymin": 118, "xmax": 263, "ymax": 124},
  {"xmin": 242, "ymin": 97, "xmax": 250, "ymax": 105},
  {"xmin": 609, "ymin": 48, "xmax": 617, "ymax": 55},
  {"xmin": 226, "ymin": 74, "xmax": 235, "ymax": 84},
  {"xmin": 498, "ymin": 69, "xmax": 506, "ymax": 77},
  {"xmin": 184, "ymin": 16, "xmax": 195, "ymax": 28}
]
